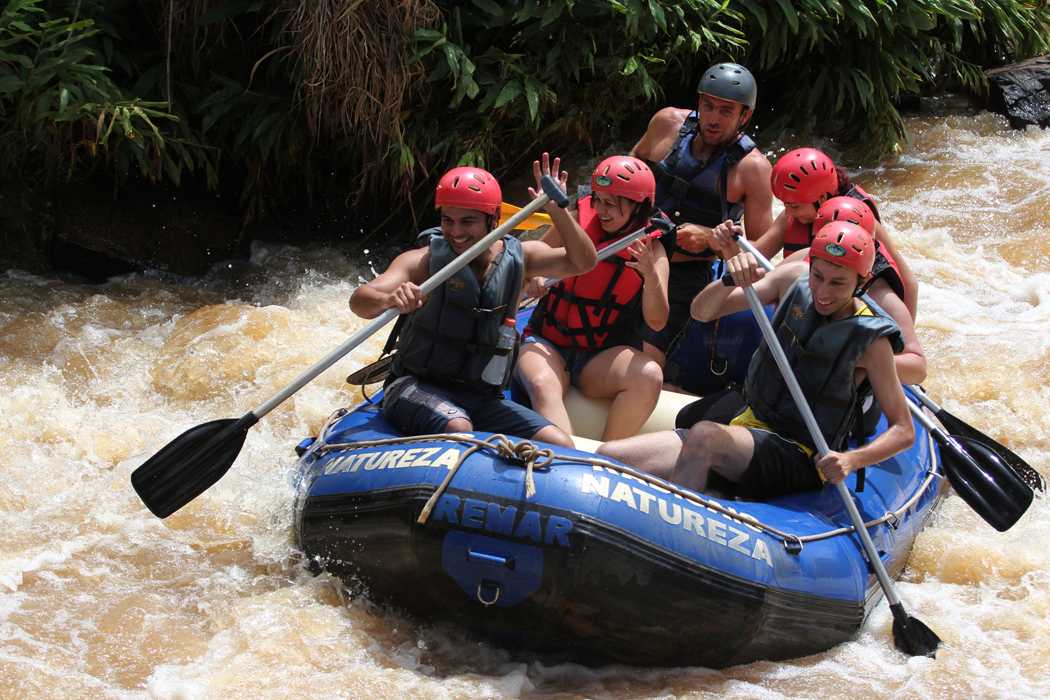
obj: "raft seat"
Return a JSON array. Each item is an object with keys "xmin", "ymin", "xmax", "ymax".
[{"xmin": 563, "ymin": 387, "xmax": 698, "ymax": 450}]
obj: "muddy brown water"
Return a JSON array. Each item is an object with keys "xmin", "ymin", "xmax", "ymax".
[{"xmin": 1, "ymin": 99, "xmax": 1048, "ymax": 698}]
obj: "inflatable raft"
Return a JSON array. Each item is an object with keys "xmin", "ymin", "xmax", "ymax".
[{"xmin": 293, "ymin": 321, "xmax": 947, "ymax": 669}]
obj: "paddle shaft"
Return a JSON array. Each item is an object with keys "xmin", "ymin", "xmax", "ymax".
[
  {"xmin": 541, "ymin": 223, "xmax": 669, "ymax": 290},
  {"xmin": 735, "ymin": 236, "xmax": 907, "ymax": 609},
  {"xmin": 254, "ymin": 184, "xmax": 560, "ymax": 419}
]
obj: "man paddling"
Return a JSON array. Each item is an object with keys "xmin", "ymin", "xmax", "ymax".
[
  {"xmin": 597, "ymin": 222, "xmax": 915, "ymax": 499},
  {"xmin": 630, "ymin": 62, "xmax": 774, "ymax": 367},
  {"xmin": 350, "ymin": 155, "xmax": 596, "ymax": 449}
]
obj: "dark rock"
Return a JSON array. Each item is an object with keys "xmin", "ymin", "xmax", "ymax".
[
  {"xmin": 985, "ymin": 55, "xmax": 1050, "ymax": 129},
  {"xmin": 51, "ymin": 176, "xmax": 244, "ymax": 278}
]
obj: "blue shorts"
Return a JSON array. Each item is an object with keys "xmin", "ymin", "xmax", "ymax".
[
  {"xmin": 383, "ymin": 375, "xmax": 553, "ymax": 438},
  {"xmin": 520, "ymin": 333, "xmax": 600, "ymax": 388}
]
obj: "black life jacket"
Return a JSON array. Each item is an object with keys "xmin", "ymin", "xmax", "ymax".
[
  {"xmin": 645, "ymin": 112, "xmax": 756, "ymax": 259},
  {"xmin": 743, "ymin": 275, "xmax": 903, "ymax": 452},
  {"xmin": 388, "ymin": 229, "xmax": 524, "ymax": 395}
]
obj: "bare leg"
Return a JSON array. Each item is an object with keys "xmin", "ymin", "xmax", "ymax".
[
  {"xmin": 595, "ymin": 431, "xmax": 685, "ymax": 482},
  {"xmin": 532, "ymin": 424, "xmax": 574, "ymax": 449},
  {"xmin": 643, "ymin": 340, "xmax": 666, "ymax": 367},
  {"xmin": 514, "ymin": 343, "xmax": 573, "ymax": 435},
  {"xmin": 671, "ymin": 421, "xmax": 755, "ymax": 493},
  {"xmin": 578, "ymin": 346, "xmax": 663, "ymax": 441}
]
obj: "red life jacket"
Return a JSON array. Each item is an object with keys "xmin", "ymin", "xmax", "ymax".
[
  {"xmin": 784, "ymin": 185, "xmax": 905, "ymax": 301},
  {"xmin": 526, "ymin": 197, "xmax": 645, "ymax": 353}
]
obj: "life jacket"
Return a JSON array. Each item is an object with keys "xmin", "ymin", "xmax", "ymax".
[
  {"xmin": 527, "ymin": 197, "xmax": 646, "ymax": 362},
  {"xmin": 388, "ymin": 229, "xmax": 525, "ymax": 396},
  {"xmin": 743, "ymin": 274, "xmax": 903, "ymax": 452},
  {"xmin": 645, "ymin": 112, "xmax": 756, "ymax": 260},
  {"xmin": 783, "ymin": 185, "xmax": 906, "ymax": 300}
]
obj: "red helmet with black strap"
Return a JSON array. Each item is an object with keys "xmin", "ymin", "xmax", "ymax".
[
  {"xmin": 591, "ymin": 156, "xmax": 656, "ymax": 206},
  {"xmin": 810, "ymin": 221, "xmax": 875, "ymax": 280},
  {"xmin": 814, "ymin": 196, "xmax": 877, "ymax": 234},
  {"xmin": 435, "ymin": 167, "xmax": 502, "ymax": 218},
  {"xmin": 770, "ymin": 148, "xmax": 837, "ymax": 204}
]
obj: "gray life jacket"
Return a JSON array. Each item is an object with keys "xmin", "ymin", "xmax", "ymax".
[
  {"xmin": 743, "ymin": 275, "xmax": 904, "ymax": 452},
  {"xmin": 389, "ymin": 229, "xmax": 525, "ymax": 396},
  {"xmin": 645, "ymin": 112, "xmax": 756, "ymax": 259}
]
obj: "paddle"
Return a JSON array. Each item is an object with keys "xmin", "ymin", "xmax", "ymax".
[
  {"xmin": 131, "ymin": 176, "xmax": 571, "ymax": 518},
  {"xmin": 733, "ymin": 235, "xmax": 939, "ymax": 658},
  {"xmin": 904, "ymin": 385, "xmax": 1043, "ymax": 492},
  {"xmin": 904, "ymin": 390, "xmax": 1033, "ymax": 531},
  {"xmin": 498, "ymin": 202, "xmax": 553, "ymax": 230}
]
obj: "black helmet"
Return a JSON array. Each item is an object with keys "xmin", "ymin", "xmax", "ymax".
[{"xmin": 696, "ymin": 63, "xmax": 757, "ymax": 111}]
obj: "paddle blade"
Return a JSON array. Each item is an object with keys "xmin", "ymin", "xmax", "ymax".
[
  {"xmin": 935, "ymin": 408, "xmax": 1045, "ymax": 492},
  {"xmin": 498, "ymin": 203, "xmax": 553, "ymax": 231},
  {"xmin": 889, "ymin": 603, "xmax": 939, "ymax": 658},
  {"xmin": 938, "ymin": 434, "xmax": 1034, "ymax": 532},
  {"xmin": 346, "ymin": 354, "xmax": 393, "ymax": 386},
  {"xmin": 131, "ymin": 413, "xmax": 258, "ymax": 518}
]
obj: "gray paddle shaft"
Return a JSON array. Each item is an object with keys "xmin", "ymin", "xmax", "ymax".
[
  {"xmin": 734, "ymin": 236, "xmax": 906, "ymax": 610},
  {"xmin": 253, "ymin": 179, "xmax": 564, "ymax": 419}
]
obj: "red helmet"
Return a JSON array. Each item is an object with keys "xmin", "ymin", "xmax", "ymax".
[
  {"xmin": 814, "ymin": 196, "xmax": 876, "ymax": 234},
  {"xmin": 770, "ymin": 148, "xmax": 837, "ymax": 204},
  {"xmin": 810, "ymin": 221, "xmax": 875, "ymax": 279},
  {"xmin": 591, "ymin": 156, "xmax": 655, "ymax": 205},
  {"xmin": 435, "ymin": 167, "xmax": 502, "ymax": 217}
]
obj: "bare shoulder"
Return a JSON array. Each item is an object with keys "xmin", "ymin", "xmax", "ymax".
[
  {"xmin": 648, "ymin": 106, "xmax": 691, "ymax": 132},
  {"xmin": 634, "ymin": 107, "xmax": 692, "ymax": 160},
  {"xmin": 735, "ymin": 147, "xmax": 772, "ymax": 183}
]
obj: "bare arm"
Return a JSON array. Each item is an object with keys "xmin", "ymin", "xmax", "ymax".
[
  {"xmin": 736, "ymin": 150, "xmax": 774, "ymax": 242},
  {"xmin": 816, "ymin": 336, "xmax": 915, "ymax": 484},
  {"xmin": 872, "ymin": 220, "xmax": 919, "ymax": 320},
  {"xmin": 348, "ymin": 247, "xmax": 430, "ymax": 319},
  {"xmin": 691, "ymin": 255, "xmax": 802, "ymax": 322},
  {"xmin": 865, "ymin": 280, "xmax": 927, "ymax": 384},
  {"xmin": 522, "ymin": 154, "xmax": 597, "ymax": 280},
  {"xmin": 627, "ymin": 235, "xmax": 670, "ymax": 330}
]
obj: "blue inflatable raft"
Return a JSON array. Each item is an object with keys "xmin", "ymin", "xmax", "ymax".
[{"xmin": 293, "ymin": 314, "xmax": 947, "ymax": 668}]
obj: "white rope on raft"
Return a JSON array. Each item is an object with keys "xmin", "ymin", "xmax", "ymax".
[{"xmin": 311, "ymin": 427, "xmax": 943, "ymax": 550}]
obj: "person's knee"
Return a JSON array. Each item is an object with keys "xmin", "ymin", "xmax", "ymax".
[
  {"xmin": 680, "ymin": 421, "xmax": 722, "ymax": 460},
  {"xmin": 445, "ymin": 417, "xmax": 473, "ymax": 433},
  {"xmin": 632, "ymin": 359, "xmax": 665, "ymax": 397},
  {"xmin": 533, "ymin": 424, "xmax": 574, "ymax": 449}
]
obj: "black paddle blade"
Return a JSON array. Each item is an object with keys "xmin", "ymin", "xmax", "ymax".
[
  {"xmin": 131, "ymin": 413, "xmax": 258, "ymax": 519},
  {"xmin": 346, "ymin": 354, "xmax": 393, "ymax": 386},
  {"xmin": 889, "ymin": 602, "xmax": 939, "ymax": 658},
  {"xmin": 935, "ymin": 408, "xmax": 1045, "ymax": 492},
  {"xmin": 938, "ymin": 433, "xmax": 1034, "ymax": 532}
]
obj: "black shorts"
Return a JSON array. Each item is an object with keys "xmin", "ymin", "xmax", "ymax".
[{"xmin": 735, "ymin": 428, "xmax": 823, "ymax": 500}]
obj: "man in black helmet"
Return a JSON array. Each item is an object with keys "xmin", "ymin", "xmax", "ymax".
[{"xmin": 631, "ymin": 62, "xmax": 774, "ymax": 370}]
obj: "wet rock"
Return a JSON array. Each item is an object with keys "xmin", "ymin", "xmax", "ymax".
[
  {"xmin": 51, "ymin": 176, "xmax": 244, "ymax": 280},
  {"xmin": 985, "ymin": 55, "xmax": 1050, "ymax": 129}
]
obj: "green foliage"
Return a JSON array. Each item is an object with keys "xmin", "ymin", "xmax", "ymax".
[
  {"xmin": 0, "ymin": 0, "xmax": 214, "ymax": 189},
  {"xmin": 404, "ymin": 0, "xmax": 745, "ymax": 171},
  {"xmin": 736, "ymin": 0, "xmax": 1050, "ymax": 162}
]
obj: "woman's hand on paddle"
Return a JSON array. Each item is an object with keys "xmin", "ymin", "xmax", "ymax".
[
  {"xmin": 530, "ymin": 153, "xmax": 569, "ymax": 215},
  {"xmin": 725, "ymin": 251, "xmax": 764, "ymax": 289},
  {"xmin": 710, "ymin": 220, "xmax": 744, "ymax": 258},
  {"xmin": 387, "ymin": 281, "xmax": 424, "ymax": 314},
  {"xmin": 625, "ymin": 234, "xmax": 659, "ymax": 283}
]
